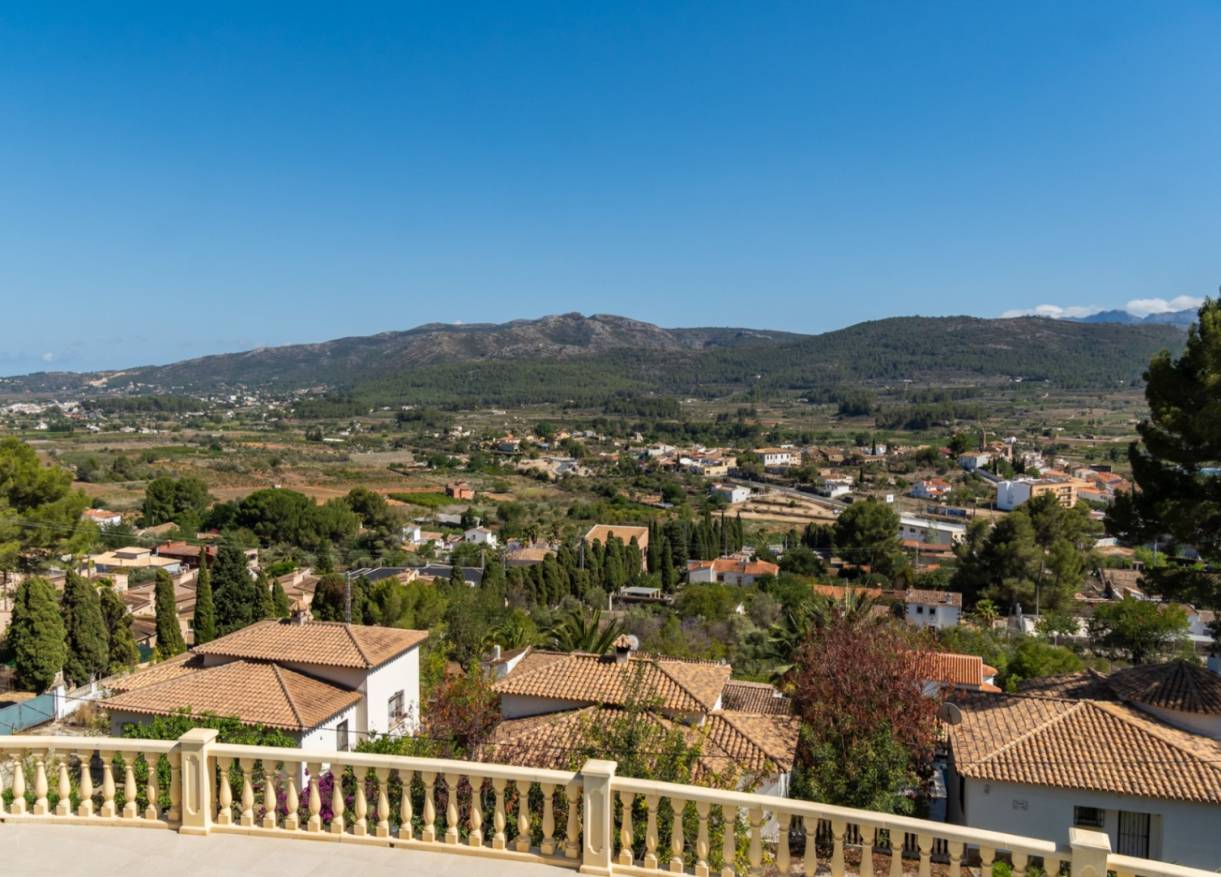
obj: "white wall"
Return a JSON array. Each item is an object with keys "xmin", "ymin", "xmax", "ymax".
[
  {"xmin": 906, "ymin": 603, "xmax": 960, "ymax": 629},
  {"xmin": 950, "ymin": 774, "xmax": 1221, "ymax": 870},
  {"xmin": 362, "ymin": 647, "xmax": 421, "ymax": 736},
  {"xmin": 298, "ymin": 704, "xmax": 359, "ymax": 753}
]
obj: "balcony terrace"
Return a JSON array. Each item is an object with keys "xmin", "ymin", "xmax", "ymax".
[{"xmin": 1, "ymin": 732, "xmax": 1212, "ymax": 877}]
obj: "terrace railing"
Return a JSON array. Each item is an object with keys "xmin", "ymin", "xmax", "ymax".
[{"xmin": 0, "ymin": 732, "xmax": 1212, "ymax": 877}]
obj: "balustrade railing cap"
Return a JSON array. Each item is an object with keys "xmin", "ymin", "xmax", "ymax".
[{"xmin": 579, "ymin": 759, "xmax": 617, "ymax": 778}]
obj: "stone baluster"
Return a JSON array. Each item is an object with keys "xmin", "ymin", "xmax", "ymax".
[
  {"xmin": 77, "ymin": 750, "xmax": 94, "ymax": 818},
  {"xmin": 168, "ymin": 753, "xmax": 181, "ymax": 823},
  {"xmin": 284, "ymin": 767, "xmax": 300, "ymax": 831},
  {"xmin": 720, "ymin": 805, "xmax": 737, "ymax": 877},
  {"xmin": 695, "ymin": 801, "xmax": 710, "ymax": 877},
  {"xmin": 980, "ymin": 845, "xmax": 996, "ymax": 877},
  {"xmin": 398, "ymin": 769, "xmax": 414, "ymax": 841},
  {"xmin": 56, "ymin": 755, "xmax": 72, "ymax": 817},
  {"xmin": 99, "ymin": 751, "xmax": 115, "ymax": 818},
  {"xmin": 33, "ymin": 751, "xmax": 49, "ymax": 815},
  {"xmin": 947, "ymin": 841, "xmax": 964, "ymax": 877},
  {"xmin": 748, "ymin": 806, "xmax": 764, "ymax": 876},
  {"xmin": 776, "ymin": 811, "xmax": 792, "ymax": 874},
  {"xmin": 468, "ymin": 776, "xmax": 483, "ymax": 848},
  {"xmin": 353, "ymin": 771, "xmax": 369, "ymax": 837},
  {"xmin": 644, "ymin": 794, "xmax": 660, "ymax": 869},
  {"xmin": 564, "ymin": 780, "xmax": 580, "ymax": 860},
  {"xmin": 216, "ymin": 756, "xmax": 233, "ymax": 825},
  {"xmin": 145, "ymin": 753, "xmax": 160, "ymax": 820},
  {"xmin": 515, "ymin": 779, "xmax": 531, "ymax": 852},
  {"xmin": 859, "ymin": 824, "xmax": 877, "ymax": 877},
  {"xmin": 890, "ymin": 831, "xmax": 904, "ymax": 877},
  {"xmin": 306, "ymin": 763, "xmax": 322, "ymax": 832},
  {"xmin": 491, "ymin": 778, "xmax": 507, "ymax": 850},
  {"xmin": 262, "ymin": 763, "xmax": 278, "ymax": 830},
  {"xmin": 10, "ymin": 752, "xmax": 27, "ymax": 815},
  {"xmin": 375, "ymin": 768, "xmax": 391, "ymax": 838},
  {"xmin": 443, "ymin": 772, "xmax": 459, "ymax": 844},
  {"xmin": 617, "ymin": 790, "xmax": 634, "ymax": 866},
  {"xmin": 669, "ymin": 797, "xmax": 685, "ymax": 873},
  {"xmin": 238, "ymin": 758, "xmax": 254, "ymax": 827},
  {"xmin": 122, "ymin": 755, "xmax": 138, "ymax": 819},
  {"xmin": 802, "ymin": 816, "xmax": 818, "ymax": 877},
  {"xmin": 1013, "ymin": 851, "xmax": 1029, "ymax": 877},
  {"xmin": 421, "ymin": 771, "xmax": 437, "ymax": 842},
  {"xmin": 540, "ymin": 782, "xmax": 556, "ymax": 856},
  {"xmin": 917, "ymin": 833, "xmax": 933, "ymax": 877},
  {"xmin": 1043, "ymin": 853, "xmax": 1063, "ymax": 877},
  {"xmin": 330, "ymin": 768, "xmax": 346, "ymax": 835},
  {"xmin": 831, "ymin": 818, "xmax": 846, "ymax": 877}
]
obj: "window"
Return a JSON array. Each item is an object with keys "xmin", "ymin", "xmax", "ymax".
[
  {"xmin": 336, "ymin": 720, "xmax": 350, "ymax": 752},
  {"xmin": 1073, "ymin": 806, "xmax": 1105, "ymax": 829},
  {"xmin": 1117, "ymin": 811, "xmax": 1151, "ymax": 858},
  {"xmin": 915, "ymin": 605, "xmax": 925, "ymax": 614},
  {"xmin": 388, "ymin": 691, "xmax": 405, "ymax": 724}
]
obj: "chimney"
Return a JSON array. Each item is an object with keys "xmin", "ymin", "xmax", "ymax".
[
  {"xmin": 612, "ymin": 634, "xmax": 637, "ymax": 664},
  {"xmin": 490, "ymin": 644, "xmax": 502, "ymax": 662},
  {"xmin": 290, "ymin": 607, "xmax": 312, "ymax": 626}
]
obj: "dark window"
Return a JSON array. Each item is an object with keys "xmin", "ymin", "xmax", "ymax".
[
  {"xmin": 388, "ymin": 691, "xmax": 405, "ymax": 723},
  {"xmin": 337, "ymin": 720, "xmax": 350, "ymax": 752},
  {"xmin": 1073, "ymin": 806, "xmax": 1105, "ymax": 829},
  {"xmin": 1117, "ymin": 811, "xmax": 1151, "ymax": 858}
]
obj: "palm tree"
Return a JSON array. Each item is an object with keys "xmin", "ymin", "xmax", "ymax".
[
  {"xmin": 545, "ymin": 607, "xmax": 625, "ymax": 654},
  {"xmin": 765, "ymin": 588, "xmax": 882, "ymax": 683}
]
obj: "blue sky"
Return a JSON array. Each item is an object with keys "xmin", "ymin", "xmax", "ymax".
[{"xmin": 2, "ymin": 2, "xmax": 1220, "ymax": 375}]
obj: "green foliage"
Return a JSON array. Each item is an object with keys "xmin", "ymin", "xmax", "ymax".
[
  {"xmin": 270, "ymin": 578, "xmax": 291, "ymax": 618},
  {"xmin": 121, "ymin": 709, "xmax": 296, "ymax": 747},
  {"xmin": 153, "ymin": 570, "xmax": 186, "ymax": 659},
  {"xmin": 207, "ymin": 488, "xmax": 358, "ymax": 550},
  {"xmin": 833, "ymin": 498, "xmax": 903, "ymax": 577},
  {"xmin": 793, "ymin": 723, "xmax": 917, "ymax": 814},
  {"xmin": 142, "ymin": 475, "xmax": 210, "ymax": 527},
  {"xmin": 0, "ymin": 437, "xmax": 91, "ymax": 573},
  {"xmin": 9, "ymin": 577, "xmax": 67, "ymax": 691},
  {"xmin": 61, "ymin": 571, "xmax": 109, "ymax": 686},
  {"xmin": 545, "ymin": 606, "xmax": 624, "ymax": 654},
  {"xmin": 192, "ymin": 554, "xmax": 217, "ymax": 644},
  {"xmin": 99, "ymin": 582, "xmax": 139, "ymax": 673},
  {"xmin": 386, "ymin": 492, "xmax": 452, "ymax": 508},
  {"xmin": 1004, "ymin": 639, "xmax": 1083, "ymax": 689},
  {"xmin": 1088, "ymin": 597, "xmax": 1189, "ymax": 663},
  {"xmin": 211, "ymin": 543, "xmax": 261, "ymax": 635}
]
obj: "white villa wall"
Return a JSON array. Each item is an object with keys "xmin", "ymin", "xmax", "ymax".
[
  {"xmin": 1128, "ymin": 702, "xmax": 1221, "ymax": 740},
  {"xmin": 298, "ymin": 704, "xmax": 359, "ymax": 753},
  {"xmin": 906, "ymin": 603, "xmax": 960, "ymax": 630},
  {"xmin": 950, "ymin": 774, "xmax": 1221, "ymax": 870}
]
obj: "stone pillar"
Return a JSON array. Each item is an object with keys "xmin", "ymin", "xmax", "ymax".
[
  {"xmin": 1069, "ymin": 827, "xmax": 1111, "ymax": 877},
  {"xmin": 579, "ymin": 759, "xmax": 617, "ymax": 876},
  {"xmin": 177, "ymin": 728, "xmax": 219, "ymax": 836}
]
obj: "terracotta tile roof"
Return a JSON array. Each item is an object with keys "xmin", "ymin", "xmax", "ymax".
[
  {"xmin": 811, "ymin": 584, "xmax": 884, "ymax": 601},
  {"xmin": 193, "ymin": 619, "xmax": 427, "ymax": 669},
  {"xmin": 493, "ymin": 650, "xmax": 731, "ymax": 713},
  {"xmin": 688, "ymin": 558, "xmax": 780, "ymax": 577},
  {"xmin": 1107, "ymin": 661, "xmax": 1221, "ymax": 715},
  {"xmin": 904, "ymin": 588, "xmax": 963, "ymax": 608},
  {"xmin": 106, "ymin": 653, "xmax": 204, "ymax": 694},
  {"xmin": 582, "ymin": 524, "xmax": 649, "ymax": 546},
  {"xmin": 951, "ymin": 692, "xmax": 1221, "ymax": 804},
  {"xmin": 720, "ymin": 680, "xmax": 793, "ymax": 716},
  {"xmin": 484, "ymin": 705, "xmax": 799, "ymax": 781},
  {"xmin": 1016, "ymin": 670, "xmax": 1117, "ymax": 701},
  {"xmin": 914, "ymin": 651, "xmax": 998, "ymax": 691},
  {"xmin": 102, "ymin": 660, "xmax": 361, "ymax": 731}
]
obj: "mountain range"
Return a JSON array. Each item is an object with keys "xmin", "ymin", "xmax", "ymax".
[
  {"xmin": 0, "ymin": 312, "xmax": 1189, "ymax": 405},
  {"xmin": 1073, "ymin": 308, "xmax": 1198, "ymax": 327}
]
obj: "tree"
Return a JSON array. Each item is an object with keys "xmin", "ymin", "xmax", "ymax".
[
  {"xmin": 951, "ymin": 514, "xmax": 1041, "ymax": 611},
  {"xmin": 142, "ymin": 475, "xmax": 210, "ymax": 527},
  {"xmin": 1088, "ymin": 597, "xmax": 1189, "ymax": 663},
  {"xmin": 99, "ymin": 582, "xmax": 139, "ymax": 672},
  {"xmin": 1003, "ymin": 639, "xmax": 1083, "ymax": 688},
  {"xmin": 271, "ymin": 578, "xmax": 291, "ymax": 618},
  {"xmin": 153, "ymin": 570, "xmax": 186, "ymax": 659},
  {"xmin": 257, "ymin": 571, "xmax": 275, "ymax": 619},
  {"xmin": 832, "ymin": 499, "xmax": 902, "ymax": 578},
  {"xmin": 211, "ymin": 543, "xmax": 260, "ymax": 634},
  {"xmin": 8, "ymin": 577, "xmax": 67, "ymax": 691},
  {"xmin": 61, "ymin": 571, "xmax": 109, "ymax": 686},
  {"xmin": 1108, "ymin": 298, "xmax": 1221, "ymax": 615},
  {"xmin": 0, "ymin": 438, "xmax": 92, "ymax": 575},
  {"xmin": 192, "ymin": 553, "xmax": 217, "ymax": 644},
  {"xmin": 788, "ymin": 611, "xmax": 939, "ymax": 814},
  {"xmin": 545, "ymin": 607, "xmax": 624, "ymax": 653}
]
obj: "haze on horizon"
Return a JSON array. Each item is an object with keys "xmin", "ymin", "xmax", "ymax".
[{"xmin": 2, "ymin": 3, "xmax": 1219, "ymax": 376}]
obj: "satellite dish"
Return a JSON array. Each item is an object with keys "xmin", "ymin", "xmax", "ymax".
[{"xmin": 938, "ymin": 702, "xmax": 963, "ymax": 726}]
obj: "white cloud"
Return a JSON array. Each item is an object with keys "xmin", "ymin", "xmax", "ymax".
[
  {"xmin": 1123, "ymin": 296, "xmax": 1203, "ymax": 318},
  {"xmin": 1000, "ymin": 304, "xmax": 1099, "ymax": 319},
  {"xmin": 40, "ymin": 352, "xmax": 55, "ymax": 363}
]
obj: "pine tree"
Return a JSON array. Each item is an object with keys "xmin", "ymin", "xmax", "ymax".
[
  {"xmin": 154, "ymin": 570, "xmax": 186, "ymax": 659},
  {"xmin": 192, "ymin": 552, "xmax": 217, "ymax": 645},
  {"xmin": 10, "ymin": 577, "xmax": 67, "ymax": 692},
  {"xmin": 99, "ymin": 583, "xmax": 139, "ymax": 672},
  {"xmin": 61, "ymin": 571, "xmax": 109, "ymax": 686},
  {"xmin": 271, "ymin": 578, "xmax": 291, "ymax": 618},
  {"xmin": 212, "ymin": 542, "xmax": 259, "ymax": 635}
]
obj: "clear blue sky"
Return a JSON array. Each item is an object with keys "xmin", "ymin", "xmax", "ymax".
[{"xmin": 3, "ymin": 2, "xmax": 1220, "ymax": 375}]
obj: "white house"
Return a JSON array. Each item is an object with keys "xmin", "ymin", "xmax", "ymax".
[
  {"xmin": 816, "ymin": 478, "xmax": 853, "ymax": 499},
  {"xmin": 103, "ymin": 618, "xmax": 428, "ymax": 753},
  {"xmin": 755, "ymin": 447, "xmax": 798, "ymax": 469},
  {"xmin": 911, "ymin": 479, "xmax": 952, "ymax": 500},
  {"xmin": 464, "ymin": 526, "xmax": 498, "ymax": 548},
  {"xmin": 687, "ymin": 557, "xmax": 780, "ymax": 586},
  {"xmin": 710, "ymin": 483, "xmax": 751, "ymax": 504},
  {"xmin": 958, "ymin": 452, "xmax": 991, "ymax": 471},
  {"xmin": 899, "ymin": 514, "xmax": 966, "ymax": 546},
  {"xmin": 946, "ymin": 663, "xmax": 1221, "ymax": 869},
  {"xmin": 83, "ymin": 508, "xmax": 123, "ymax": 529},
  {"xmin": 903, "ymin": 588, "xmax": 962, "ymax": 629}
]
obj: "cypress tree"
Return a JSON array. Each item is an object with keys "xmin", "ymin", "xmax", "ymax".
[
  {"xmin": 271, "ymin": 578, "xmax": 291, "ymax": 618},
  {"xmin": 212, "ymin": 542, "xmax": 258, "ymax": 634},
  {"xmin": 192, "ymin": 552, "xmax": 217, "ymax": 644},
  {"xmin": 449, "ymin": 563, "xmax": 466, "ymax": 589},
  {"xmin": 154, "ymin": 570, "xmax": 186, "ymax": 659},
  {"xmin": 10, "ymin": 577, "xmax": 67, "ymax": 692},
  {"xmin": 659, "ymin": 535, "xmax": 676, "ymax": 592},
  {"xmin": 99, "ymin": 583, "xmax": 139, "ymax": 672},
  {"xmin": 482, "ymin": 557, "xmax": 506, "ymax": 590},
  {"xmin": 626, "ymin": 537, "xmax": 643, "ymax": 582},
  {"xmin": 61, "ymin": 571, "xmax": 109, "ymax": 686},
  {"xmin": 257, "ymin": 571, "xmax": 275, "ymax": 619}
]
